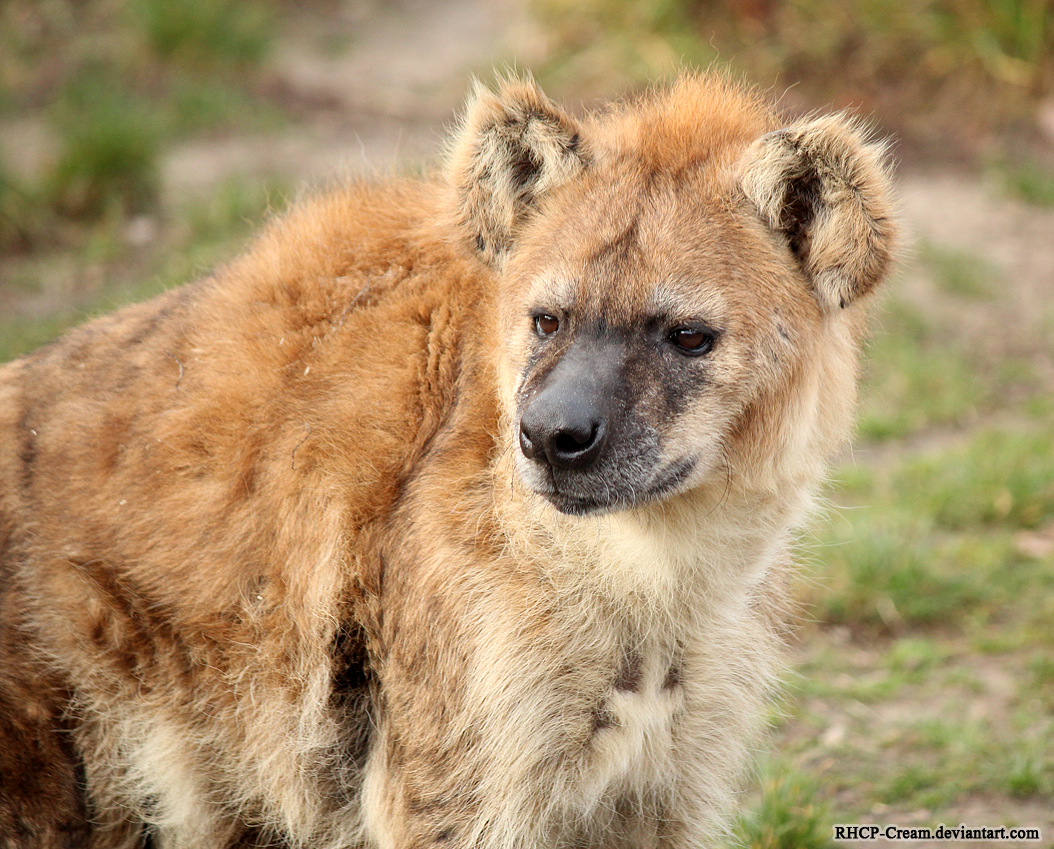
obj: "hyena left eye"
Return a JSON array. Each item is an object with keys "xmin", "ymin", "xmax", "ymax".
[
  {"xmin": 669, "ymin": 326, "xmax": 716, "ymax": 356},
  {"xmin": 534, "ymin": 313, "xmax": 560, "ymax": 337}
]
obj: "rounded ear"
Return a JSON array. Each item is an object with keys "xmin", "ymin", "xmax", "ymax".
[
  {"xmin": 739, "ymin": 115, "xmax": 898, "ymax": 311},
  {"xmin": 446, "ymin": 76, "xmax": 588, "ymax": 267}
]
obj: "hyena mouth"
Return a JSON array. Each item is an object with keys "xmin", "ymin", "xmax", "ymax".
[
  {"xmin": 515, "ymin": 388, "xmax": 695, "ymax": 515},
  {"xmin": 540, "ymin": 457, "xmax": 697, "ymax": 516}
]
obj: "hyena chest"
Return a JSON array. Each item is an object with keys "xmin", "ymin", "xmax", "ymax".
[{"xmin": 578, "ymin": 639, "xmax": 686, "ymax": 800}]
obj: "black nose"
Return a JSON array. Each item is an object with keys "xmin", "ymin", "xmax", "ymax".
[{"xmin": 519, "ymin": 397, "xmax": 607, "ymax": 471}]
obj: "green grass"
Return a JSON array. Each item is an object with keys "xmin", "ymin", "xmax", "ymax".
[
  {"xmin": 182, "ymin": 176, "xmax": 289, "ymax": 245},
  {"xmin": 1027, "ymin": 655, "xmax": 1054, "ymax": 698},
  {"xmin": 918, "ymin": 240, "xmax": 997, "ymax": 299},
  {"xmin": 857, "ymin": 299, "xmax": 991, "ymax": 440},
  {"xmin": 0, "ymin": 312, "xmax": 92, "ymax": 365},
  {"xmin": 0, "ymin": 0, "xmax": 294, "ymax": 358},
  {"xmin": 813, "ymin": 516, "xmax": 992, "ymax": 632},
  {"xmin": 165, "ymin": 74, "xmax": 286, "ymax": 136},
  {"xmin": 784, "ymin": 629, "xmax": 1054, "ymax": 817},
  {"xmin": 47, "ymin": 77, "xmax": 162, "ymax": 220},
  {"xmin": 1006, "ymin": 754, "xmax": 1045, "ymax": 799},
  {"xmin": 813, "ymin": 417, "xmax": 1054, "ymax": 636},
  {"xmin": 1000, "ymin": 159, "xmax": 1054, "ymax": 207},
  {"xmin": 129, "ymin": 0, "xmax": 273, "ymax": 69},
  {"xmin": 727, "ymin": 761, "xmax": 835, "ymax": 849},
  {"xmin": 0, "ymin": 157, "xmax": 44, "ymax": 252},
  {"xmin": 899, "ymin": 428, "xmax": 1054, "ymax": 531},
  {"xmin": 0, "ymin": 0, "xmax": 286, "ymax": 240}
]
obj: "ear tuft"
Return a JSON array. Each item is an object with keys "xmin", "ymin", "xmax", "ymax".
[
  {"xmin": 739, "ymin": 115, "xmax": 898, "ymax": 311},
  {"xmin": 447, "ymin": 76, "xmax": 587, "ymax": 267}
]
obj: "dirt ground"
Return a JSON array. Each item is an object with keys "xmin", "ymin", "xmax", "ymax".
[{"xmin": 163, "ymin": 0, "xmax": 541, "ymax": 200}]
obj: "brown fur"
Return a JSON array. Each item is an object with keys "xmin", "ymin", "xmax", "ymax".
[{"xmin": 0, "ymin": 73, "xmax": 897, "ymax": 848}]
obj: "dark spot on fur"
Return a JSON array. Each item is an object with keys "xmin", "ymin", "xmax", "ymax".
[
  {"xmin": 332, "ymin": 620, "xmax": 372, "ymax": 771},
  {"xmin": 333, "ymin": 621, "xmax": 369, "ymax": 693},
  {"xmin": 139, "ymin": 795, "xmax": 160, "ymax": 821},
  {"xmin": 591, "ymin": 704, "xmax": 617, "ymax": 733},
  {"xmin": 238, "ymin": 461, "xmax": 258, "ymax": 496},
  {"xmin": 614, "ymin": 649, "xmax": 644, "ymax": 692},
  {"xmin": 230, "ymin": 440, "xmax": 263, "ymax": 502},
  {"xmin": 0, "ymin": 673, "xmax": 91, "ymax": 841},
  {"xmin": 89, "ymin": 616, "xmax": 107, "ymax": 647},
  {"xmin": 405, "ymin": 789, "xmax": 473, "ymax": 832},
  {"xmin": 587, "ymin": 217, "xmax": 640, "ymax": 268},
  {"xmin": 664, "ymin": 641, "xmax": 686, "ymax": 691},
  {"xmin": 99, "ymin": 413, "xmax": 132, "ymax": 472},
  {"xmin": 62, "ymin": 328, "xmax": 100, "ymax": 366},
  {"xmin": 123, "ymin": 308, "xmax": 166, "ymax": 348},
  {"xmin": 70, "ymin": 558, "xmax": 195, "ymax": 687},
  {"xmin": 475, "ymin": 233, "xmax": 486, "ymax": 253},
  {"xmin": 614, "ymin": 794, "xmax": 641, "ymax": 820}
]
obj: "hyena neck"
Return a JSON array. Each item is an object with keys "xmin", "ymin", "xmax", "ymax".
[{"xmin": 493, "ymin": 455, "xmax": 809, "ymax": 618}]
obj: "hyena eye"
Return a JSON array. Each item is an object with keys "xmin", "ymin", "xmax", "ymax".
[
  {"xmin": 668, "ymin": 325, "xmax": 716, "ymax": 356},
  {"xmin": 533, "ymin": 313, "xmax": 560, "ymax": 338}
]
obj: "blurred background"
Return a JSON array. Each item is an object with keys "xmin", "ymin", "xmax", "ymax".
[{"xmin": 1, "ymin": 1, "xmax": 1052, "ymax": 846}]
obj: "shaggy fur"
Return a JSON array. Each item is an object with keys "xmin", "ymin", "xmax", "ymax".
[{"xmin": 0, "ymin": 74, "xmax": 897, "ymax": 848}]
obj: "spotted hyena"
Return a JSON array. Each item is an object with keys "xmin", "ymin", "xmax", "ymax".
[{"xmin": 0, "ymin": 73, "xmax": 897, "ymax": 848}]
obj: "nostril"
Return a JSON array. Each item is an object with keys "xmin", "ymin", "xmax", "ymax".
[
  {"xmin": 548, "ymin": 419, "xmax": 605, "ymax": 470},
  {"xmin": 553, "ymin": 424, "xmax": 597, "ymax": 456}
]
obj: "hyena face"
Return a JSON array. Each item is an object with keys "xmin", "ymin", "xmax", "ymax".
[
  {"xmin": 503, "ymin": 171, "xmax": 813, "ymax": 515},
  {"xmin": 448, "ymin": 76, "xmax": 896, "ymax": 516}
]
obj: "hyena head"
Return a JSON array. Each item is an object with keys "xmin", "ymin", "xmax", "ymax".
[{"xmin": 447, "ymin": 74, "xmax": 897, "ymax": 516}]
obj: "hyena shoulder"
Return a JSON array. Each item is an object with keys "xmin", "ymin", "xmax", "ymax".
[{"xmin": 0, "ymin": 72, "xmax": 896, "ymax": 848}]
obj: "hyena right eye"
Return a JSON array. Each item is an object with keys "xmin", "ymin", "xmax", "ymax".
[
  {"xmin": 668, "ymin": 325, "xmax": 717, "ymax": 356},
  {"xmin": 533, "ymin": 313, "xmax": 560, "ymax": 338}
]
